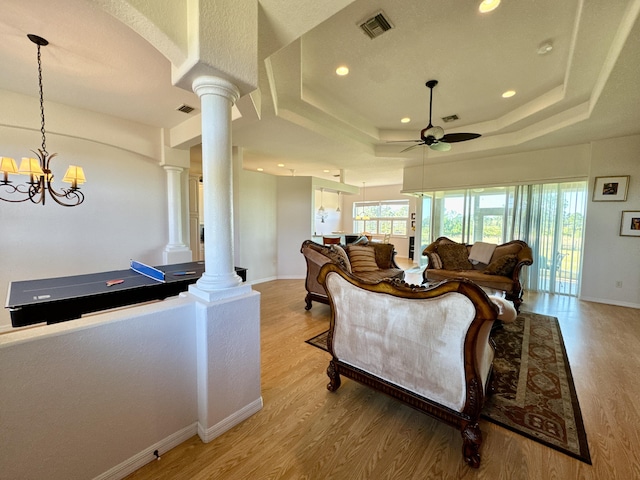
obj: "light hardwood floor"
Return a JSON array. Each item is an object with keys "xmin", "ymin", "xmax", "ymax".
[{"xmin": 125, "ymin": 263, "xmax": 640, "ymax": 480}]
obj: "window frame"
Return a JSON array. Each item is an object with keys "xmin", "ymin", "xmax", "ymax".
[{"xmin": 353, "ymin": 199, "xmax": 410, "ymax": 237}]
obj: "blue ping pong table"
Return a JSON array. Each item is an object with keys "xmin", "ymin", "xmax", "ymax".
[{"xmin": 5, "ymin": 261, "xmax": 247, "ymax": 327}]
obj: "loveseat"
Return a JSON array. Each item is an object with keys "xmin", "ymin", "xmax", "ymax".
[
  {"xmin": 317, "ymin": 263, "xmax": 499, "ymax": 468},
  {"xmin": 422, "ymin": 237, "xmax": 533, "ymax": 311},
  {"xmin": 300, "ymin": 239, "xmax": 404, "ymax": 310}
]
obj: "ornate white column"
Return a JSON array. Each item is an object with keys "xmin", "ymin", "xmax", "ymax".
[
  {"xmin": 163, "ymin": 165, "xmax": 192, "ymax": 264},
  {"xmin": 189, "ymin": 76, "xmax": 249, "ymax": 301}
]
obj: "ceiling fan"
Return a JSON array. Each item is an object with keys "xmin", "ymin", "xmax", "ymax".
[{"xmin": 391, "ymin": 80, "xmax": 481, "ymax": 152}]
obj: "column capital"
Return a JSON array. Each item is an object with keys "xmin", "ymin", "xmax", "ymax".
[
  {"xmin": 163, "ymin": 165, "xmax": 184, "ymax": 173},
  {"xmin": 192, "ymin": 76, "xmax": 240, "ymax": 103}
]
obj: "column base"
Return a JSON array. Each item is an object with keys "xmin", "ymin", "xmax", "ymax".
[
  {"xmin": 163, "ymin": 246, "xmax": 193, "ymax": 265},
  {"xmin": 189, "ymin": 282, "xmax": 252, "ymax": 302}
]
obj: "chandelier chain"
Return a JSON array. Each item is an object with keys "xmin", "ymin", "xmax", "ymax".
[{"xmin": 36, "ymin": 43, "xmax": 47, "ymax": 156}]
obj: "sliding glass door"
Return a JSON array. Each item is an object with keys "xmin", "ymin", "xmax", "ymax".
[{"xmin": 420, "ymin": 181, "xmax": 587, "ymax": 296}]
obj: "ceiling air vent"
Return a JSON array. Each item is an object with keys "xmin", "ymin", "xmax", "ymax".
[
  {"xmin": 359, "ymin": 11, "xmax": 393, "ymax": 39},
  {"xmin": 176, "ymin": 104, "xmax": 195, "ymax": 114},
  {"xmin": 442, "ymin": 114, "xmax": 459, "ymax": 123}
]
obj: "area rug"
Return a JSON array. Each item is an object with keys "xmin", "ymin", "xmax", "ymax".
[{"xmin": 305, "ymin": 311, "xmax": 591, "ymax": 464}]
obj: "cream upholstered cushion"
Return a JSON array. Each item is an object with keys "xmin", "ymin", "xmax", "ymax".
[
  {"xmin": 325, "ymin": 272, "xmax": 494, "ymax": 412},
  {"xmin": 346, "ymin": 245, "xmax": 378, "ymax": 273},
  {"xmin": 489, "ymin": 296, "xmax": 517, "ymax": 323}
]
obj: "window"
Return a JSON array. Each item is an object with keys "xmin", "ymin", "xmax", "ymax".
[
  {"xmin": 353, "ymin": 200, "xmax": 409, "ymax": 236},
  {"xmin": 420, "ymin": 182, "xmax": 587, "ymax": 296}
]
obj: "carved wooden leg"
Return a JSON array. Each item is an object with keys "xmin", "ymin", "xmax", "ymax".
[
  {"xmin": 326, "ymin": 360, "xmax": 341, "ymax": 392},
  {"xmin": 461, "ymin": 422, "xmax": 482, "ymax": 468},
  {"xmin": 506, "ymin": 292, "xmax": 523, "ymax": 313},
  {"xmin": 304, "ymin": 293, "xmax": 312, "ymax": 310}
]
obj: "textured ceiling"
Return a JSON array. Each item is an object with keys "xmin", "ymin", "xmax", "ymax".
[{"xmin": 1, "ymin": 0, "xmax": 639, "ymax": 187}]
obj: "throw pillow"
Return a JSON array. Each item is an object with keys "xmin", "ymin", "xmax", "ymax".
[
  {"xmin": 427, "ymin": 252, "xmax": 443, "ymax": 269},
  {"xmin": 352, "ymin": 235, "xmax": 369, "ymax": 245},
  {"xmin": 346, "ymin": 245, "xmax": 378, "ymax": 273},
  {"xmin": 374, "ymin": 244, "xmax": 394, "ymax": 269},
  {"xmin": 483, "ymin": 254, "xmax": 518, "ymax": 277},
  {"xmin": 331, "ymin": 244, "xmax": 352, "ymax": 273},
  {"xmin": 437, "ymin": 243, "xmax": 473, "ymax": 270}
]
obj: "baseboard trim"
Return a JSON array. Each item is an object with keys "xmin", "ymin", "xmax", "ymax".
[
  {"xmin": 93, "ymin": 422, "xmax": 198, "ymax": 480},
  {"xmin": 247, "ymin": 276, "xmax": 278, "ymax": 285},
  {"xmin": 580, "ymin": 296, "xmax": 640, "ymax": 309},
  {"xmin": 198, "ymin": 397, "xmax": 263, "ymax": 443}
]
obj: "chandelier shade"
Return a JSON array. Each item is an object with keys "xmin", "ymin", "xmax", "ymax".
[
  {"xmin": 0, "ymin": 157, "xmax": 19, "ymax": 182},
  {"xmin": 0, "ymin": 34, "xmax": 86, "ymax": 206}
]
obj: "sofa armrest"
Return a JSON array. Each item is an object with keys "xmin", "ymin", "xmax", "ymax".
[
  {"xmin": 372, "ymin": 243, "xmax": 401, "ymax": 269},
  {"xmin": 513, "ymin": 245, "xmax": 533, "ymax": 277}
]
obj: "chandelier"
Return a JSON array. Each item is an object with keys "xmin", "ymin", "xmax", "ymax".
[
  {"xmin": 0, "ymin": 34, "xmax": 86, "ymax": 206},
  {"xmin": 317, "ymin": 188, "xmax": 328, "ymax": 223}
]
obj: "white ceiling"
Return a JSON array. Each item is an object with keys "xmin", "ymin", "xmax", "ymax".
[{"xmin": 1, "ymin": 0, "xmax": 639, "ymax": 187}]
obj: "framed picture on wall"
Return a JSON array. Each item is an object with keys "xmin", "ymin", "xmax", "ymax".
[
  {"xmin": 592, "ymin": 175, "xmax": 629, "ymax": 201},
  {"xmin": 620, "ymin": 211, "xmax": 640, "ymax": 237}
]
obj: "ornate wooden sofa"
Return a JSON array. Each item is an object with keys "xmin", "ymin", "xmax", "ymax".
[
  {"xmin": 317, "ymin": 263, "xmax": 499, "ymax": 468},
  {"xmin": 422, "ymin": 237, "xmax": 533, "ymax": 312},
  {"xmin": 300, "ymin": 239, "xmax": 404, "ymax": 310}
]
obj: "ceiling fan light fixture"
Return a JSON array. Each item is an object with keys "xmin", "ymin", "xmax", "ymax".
[
  {"xmin": 431, "ymin": 142, "xmax": 451, "ymax": 152},
  {"xmin": 425, "ymin": 126, "xmax": 445, "ymax": 140}
]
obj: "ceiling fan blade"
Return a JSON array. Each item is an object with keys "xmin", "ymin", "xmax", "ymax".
[
  {"xmin": 386, "ymin": 140, "xmax": 422, "ymax": 143},
  {"xmin": 401, "ymin": 143, "xmax": 426, "ymax": 153},
  {"xmin": 425, "ymin": 126, "xmax": 445, "ymax": 140},
  {"xmin": 440, "ymin": 132, "xmax": 481, "ymax": 143},
  {"xmin": 430, "ymin": 141, "xmax": 451, "ymax": 152}
]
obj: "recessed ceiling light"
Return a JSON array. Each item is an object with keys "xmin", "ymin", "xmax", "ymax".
[
  {"xmin": 277, "ymin": 163, "xmax": 285, "ymax": 167},
  {"xmin": 401, "ymin": 117, "xmax": 411, "ymax": 123},
  {"xmin": 323, "ymin": 170, "xmax": 330, "ymax": 173},
  {"xmin": 502, "ymin": 90, "xmax": 516, "ymax": 98},
  {"xmin": 336, "ymin": 66, "xmax": 349, "ymax": 76},
  {"xmin": 257, "ymin": 168, "xmax": 263, "ymax": 172},
  {"xmin": 479, "ymin": 0, "xmax": 500, "ymax": 13},
  {"xmin": 537, "ymin": 41, "xmax": 553, "ymax": 55}
]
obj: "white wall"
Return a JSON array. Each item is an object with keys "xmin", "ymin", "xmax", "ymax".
[
  {"xmin": 581, "ymin": 134, "xmax": 640, "ymax": 308},
  {"xmin": 236, "ymin": 169, "xmax": 278, "ymax": 283},
  {"xmin": 276, "ymin": 176, "xmax": 313, "ymax": 278},
  {"xmin": 0, "ymin": 298, "xmax": 198, "ymax": 480},
  {"xmin": 402, "ymin": 144, "xmax": 592, "ymax": 192},
  {"xmin": 0, "ymin": 91, "xmax": 168, "ymax": 331}
]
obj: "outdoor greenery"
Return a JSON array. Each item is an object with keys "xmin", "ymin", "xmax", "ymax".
[{"xmin": 420, "ymin": 182, "xmax": 587, "ymax": 296}]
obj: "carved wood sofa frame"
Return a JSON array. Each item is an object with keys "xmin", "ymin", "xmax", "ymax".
[
  {"xmin": 318, "ymin": 263, "xmax": 498, "ymax": 468},
  {"xmin": 300, "ymin": 239, "xmax": 403, "ymax": 310},
  {"xmin": 422, "ymin": 237, "xmax": 533, "ymax": 312}
]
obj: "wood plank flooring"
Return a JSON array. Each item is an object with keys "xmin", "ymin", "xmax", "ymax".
[{"xmin": 125, "ymin": 268, "xmax": 640, "ymax": 479}]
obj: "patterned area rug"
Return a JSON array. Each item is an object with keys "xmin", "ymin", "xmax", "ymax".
[{"xmin": 305, "ymin": 311, "xmax": 591, "ymax": 464}]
